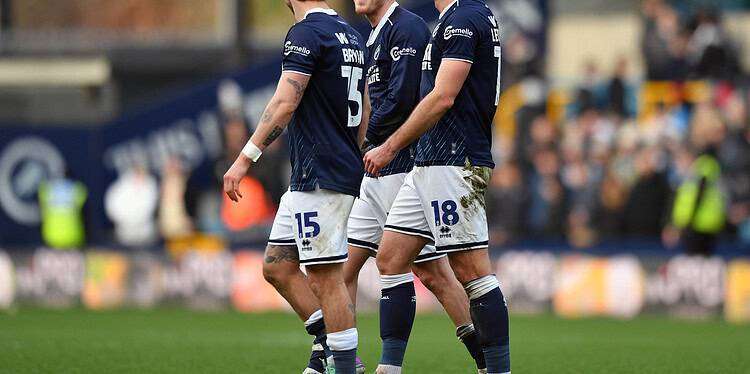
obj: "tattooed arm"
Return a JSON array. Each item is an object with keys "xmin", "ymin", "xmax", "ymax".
[
  {"xmin": 249, "ymin": 72, "xmax": 310, "ymax": 150},
  {"xmin": 224, "ymin": 72, "xmax": 309, "ymax": 202}
]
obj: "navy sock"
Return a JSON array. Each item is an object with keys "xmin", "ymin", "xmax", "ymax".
[
  {"xmin": 305, "ymin": 317, "xmax": 331, "ymax": 370},
  {"xmin": 306, "ymin": 317, "xmax": 327, "ymax": 345},
  {"xmin": 470, "ymin": 287, "xmax": 510, "ymax": 373},
  {"xmin": 457, "ymin": 324, "xmax": 487, "ymax": 370},
  {"xmin": 379, "ymin": 281, "xmax": 416, "ymax": 366},
  {"xmin": 333, "ymin": 348, "xmax": 357, "ymax": 374}
]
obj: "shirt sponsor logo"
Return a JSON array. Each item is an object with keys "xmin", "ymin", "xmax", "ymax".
[
  {"xmin": 443, "ymin": 25, "xmax": 473, "ymax": 40},
  {"xmin": 284, "ymin": 41, "xmax": 311, "ymax": 57},
  {"xmin": 389, "ymin": 46, "xmax": 418, "ymax": 61}
]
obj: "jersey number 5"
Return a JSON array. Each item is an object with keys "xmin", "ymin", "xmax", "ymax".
[{"xmin": 341, "ymin": 65, "xmax": 364, "ymax": 127}]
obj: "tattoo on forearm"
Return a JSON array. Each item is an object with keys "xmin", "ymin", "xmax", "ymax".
[
  {"xmin": 264, "ymin": 245, "xmax": 299, "ymax": 264},
  {"xmin": 286, "ymin": 77, "xmax": 306, "ymax": 103},
  {"xmin": 263, "ymin": 126, "xmax": 284, "ymax": 146},
  {"xmin": 260, "ymin": 108, "xmax": 273, "ymax": 124}
]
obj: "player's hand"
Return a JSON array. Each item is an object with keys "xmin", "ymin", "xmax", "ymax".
[
  {"xmin": 363, "ymin": 143, "xmax": 396, "ymax": 176},
  {"xmin": 223, "ymin": 155, "xmax": 251, "ymax": 202}
]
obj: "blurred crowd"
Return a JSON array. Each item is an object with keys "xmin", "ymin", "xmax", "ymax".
[{"xmin": 486, "ymin": 1, "xmax": 750, "ymax": 252}]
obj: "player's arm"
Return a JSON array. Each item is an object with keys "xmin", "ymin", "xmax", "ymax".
[
  {"xmin": 224, "ymin": 72, "xmax": 310, "ymax": 201},
  {"xmin": 363, "ymin": 60, "xmax": 471, "ymax": 174},
  {"xmin": 358, "ymin": 84, "xmax": 371, "ymax": 149}
]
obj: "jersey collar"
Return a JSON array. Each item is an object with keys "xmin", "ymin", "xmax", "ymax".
[
  {"xmin": 366, "ymin": 2, "xmax": 399, "ymax": 47},
  {"xmin": 439, "ymin": 0, "xmax": 459, "ymax": 20},
  {"xmin": 304, "ymin": 8, "xmax": 338, "ymax": 20}
]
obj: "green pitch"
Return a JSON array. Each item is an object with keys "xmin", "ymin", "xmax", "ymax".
[{"xmin": 0, "ymin": 308, "xmax": 748, "ymax": 373}]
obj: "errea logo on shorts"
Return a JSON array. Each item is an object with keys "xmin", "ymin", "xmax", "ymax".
[
  {"xmin": 284, "ymin": 41, "xmax": 311, "ymax": 56},
  {"xmin": 389, "ymin": 46, "xmax": 418, "ymax": 61},
  {"xmin": 443, "ymin": 26, "xmax": 473, "ymax": 40}
]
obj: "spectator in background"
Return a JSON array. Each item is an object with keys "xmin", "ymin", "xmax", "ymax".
[
  {"xmin": 486, "ymin": 160, "xmax": 525, "ymax": 245},
  {"xmin": 220, "ymin": 170, "xmax": 274, "ymax": 234},
  {"xmin": 159, "ymin": 157, "xmax": 193, "ymax": 240},
  {"xmin": 641, "ymin": 0, "xmax": 681, "ymax": 80},
  {"xmin": 669, "ymin": 151, "xmax": 726, "ymax": 256},
  {"xmin": 38, "ymin": 170, "xmax": 87, "ymax": 249},
  {"xmin": 526, "ymin": 148, "xmax": 566, "ymax": 237},
  {"xmin": 607, "ymin": 56, "xmax": 630, "ymax": 118},
  {"xmin": 622, "ymin": 146, "xmax": 670, "ymax": 237},
  {"xmin": 687, "ymin": 7, "xmax": 741, "ymax": 80},
  {"xmin": 105, "ymin": 165, "xmax": 158, "ymax": 247}
]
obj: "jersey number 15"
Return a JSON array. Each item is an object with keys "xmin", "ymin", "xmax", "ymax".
[{"xmin": 341, "ymin": 65, "xmax": 364, "ymax": 127}]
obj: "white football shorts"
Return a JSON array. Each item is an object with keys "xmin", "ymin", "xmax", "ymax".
[
  {"xmin": 347, "ymin": 173, "xmax": 446, "ymax": 263},
  {"xmin": 268, "ymin": 188, "xmax": 355, "ymax": 266},
  {"xmin": 384, "ymin": 165, "xmax": 491, "ymax": 253}
]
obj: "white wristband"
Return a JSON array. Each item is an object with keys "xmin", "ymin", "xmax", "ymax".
[{"xmin": 241, "ymin": 141, "xmax": 262, "ymax": 162}]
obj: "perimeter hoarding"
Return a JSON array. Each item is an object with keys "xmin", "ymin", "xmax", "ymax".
[{"xmin": 1, "ymin": 248, "xmax": 748, "ymax": 323}]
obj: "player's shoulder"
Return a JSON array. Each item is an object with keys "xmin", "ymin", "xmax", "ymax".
[
  {"xmin": 446, "ymin": 0, "xmax": 492, "ymax": 23},
  {"xmin": 286, "ymin": 20, "xmax": 322, "ymax": 42},
  {"xmin": 389, "ymin": 7, "xmax": 429, "ymax": 38}
]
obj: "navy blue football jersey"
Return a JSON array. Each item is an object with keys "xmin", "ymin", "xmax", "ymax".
[
  {"xmin": 281, "ymin": 8, "xmax": 367, "ymax": 196},
  {"xmin": 416, "ymin": 0, "xmax": 502, "ymax": 168},
  {"xmin": 365, "ymin": 3, "xmax": 430, "ymax": 176}
]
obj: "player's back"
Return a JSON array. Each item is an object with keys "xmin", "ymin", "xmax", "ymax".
[
  {"xmin": 417, "ymin": 0, "xmax": 502, "ymax": 169},
  {"xmin": 282, "ymin": 9, "xmax": 367, "ymax": 196}
]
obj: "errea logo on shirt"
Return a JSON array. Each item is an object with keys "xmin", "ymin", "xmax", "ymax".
[
  {"xmin": 390, "ymin": 46, "xmax": 418, "ymax": 61},
  {"xmin": 443, "ymin": 26, "xmax": 473, "ymax": 40},
  {"xmin": 284, "ymin": 41, "xmax": 311, "ymax": 56}
]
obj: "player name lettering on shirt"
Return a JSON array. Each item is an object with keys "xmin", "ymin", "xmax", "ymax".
[
  {"xmin": 443, "ymin": 26, "xmax": 473, "ymax": 40},
  {"xmin": 489, "ymin": 16, "xmax": 500, "ymax": 42},
  {"xmin": 343, "ymin": 48, "xmax": 365, "ymax": 64}
]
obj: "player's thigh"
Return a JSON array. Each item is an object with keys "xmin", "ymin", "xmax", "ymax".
[
  {"xmin": 380, "ymin": 171, "xmax": 434, "ymax": 270},
  {"xmin": 447, "ymin": 248, "xmax": 493, "ymax": 284},
  {"xmin": 288, "ymin": 188, "xmax": 355, "ymax": 266},
  {"xmin": 412, "ymin": 165, "xmax": 491, "ymax": 253}
]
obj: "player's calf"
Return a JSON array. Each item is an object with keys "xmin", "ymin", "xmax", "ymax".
[
  {"xmin": 413, "ymin": 258, "xmax": 487, "ymax": 371},
  {"xmin": 306, "ymin": 263, "xmax": 358, "ymax": 374},
  {"xmin": 450, "ymin": 250, "xmax": 511, "ymax": 374},
  {"xmin": 374, "ymin": 232, "xmax": 426, "ymax": 372}
]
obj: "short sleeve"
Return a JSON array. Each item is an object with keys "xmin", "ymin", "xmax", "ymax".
[
  {"xmin": 281, "ymin": 24, "xmax": 319, "ymax": 76},
  {"xmin": 440, "ymin": 12, "xmax": 478, "ymax": 63}
]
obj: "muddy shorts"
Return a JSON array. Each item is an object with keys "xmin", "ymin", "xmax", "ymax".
[{"xmin": 384, "ymin": 163, "xmax": 491, "ymax": 253}]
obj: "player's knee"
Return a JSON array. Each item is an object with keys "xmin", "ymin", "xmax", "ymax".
[
  {"xmin": 262, "ymin": 262, "xmax": 289, "ymax": 287},
  {"xmin": 376, "ymin": 251, "xmax": 407, "ymax": 275}
]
